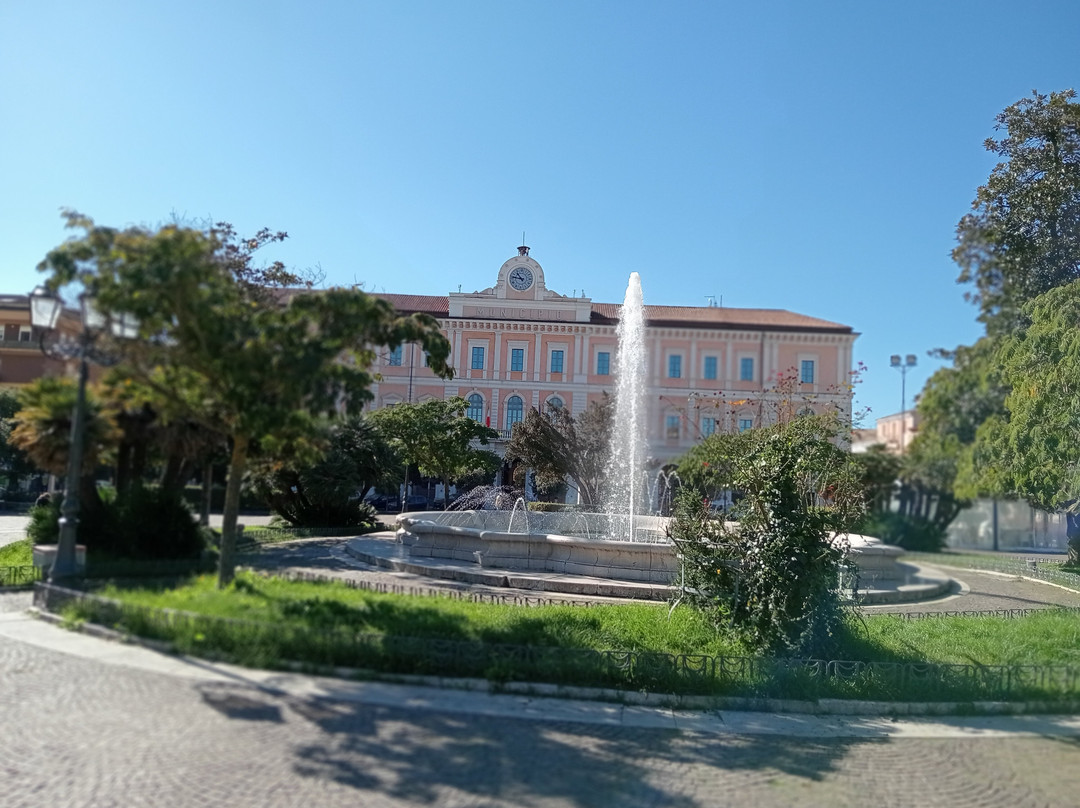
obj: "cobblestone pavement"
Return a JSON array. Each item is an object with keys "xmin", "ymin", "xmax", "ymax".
[{"xmin": 3, "ymin": 606, "xmax": 1080, "ymax": 808}]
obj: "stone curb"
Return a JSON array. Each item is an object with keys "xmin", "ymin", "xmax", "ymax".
[{"xmin": 29, "ymin": 607, "xmax": 1080, "ymax": 719}]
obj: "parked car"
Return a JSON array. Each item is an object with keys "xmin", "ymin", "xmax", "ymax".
[
  {"xmin": 403, "ymin": 494, "xmax": 430, "ymax": 512},
  {"xmin": 363, "ymin": 492, "xmax": 400, "ymax": 512}
]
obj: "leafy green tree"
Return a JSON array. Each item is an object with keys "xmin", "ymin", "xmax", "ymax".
[
  {"xmin": 504, "ymin": 398, "xmax": 612, "ymax": 506},
  {"xmin": 370, "ymin": 398, "xmax": 499, "ymax": 505},
  {"xmin": 851, "ymin": 444, "xmax": 901, "ymax": 514},
  {"xmin": 251, "ymin": 416, "xmax": 395, "ymax": 527},
  {"xmin": 0, "ymin": 389, "xmax": 36, "ymax": 495},
  {"xmin": 8, "ymin": 377, "xmax": 120, "ymax": 518},
  {"xmin": 892, "ymin": 337, "xmax": 1007, "ymax": 542},
  {"xmin": 963, "ymin": 281, "xmax": 1080, "ymax": 561},
  {"xmin": 955, "ymin": 89, "xmax": 1080, "ymax": 335},
  {"xmin": 37, "ymin": 212, "xmax": 452, "ymax": 586},
  {"xmin": 670, "ymin": 413, "xmax": 864, "ymax": 656}
]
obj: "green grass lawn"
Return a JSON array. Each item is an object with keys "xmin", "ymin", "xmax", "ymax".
[
  {"xmin": 0, "ymin": 538, "xmax": 32, "ymax": 566},
  {"xmin": 86, "ymin": 572, "xmax": 746, "ymax": 657},
  {"xmin": 63, "ymin": 571, "xmax": 1080, "ymax": 704},
  {"xmin": 85, "ymin": 571, "xmax": 1080, "ymax": 667}
]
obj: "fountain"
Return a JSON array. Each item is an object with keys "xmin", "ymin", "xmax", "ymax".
[
  {"xmin": 362, "ymin": 274, "xmax": 951, "ymax": 602},
  {"xmin": 604, "ymin": 271, "xmax": 649, "ymax": 539}
]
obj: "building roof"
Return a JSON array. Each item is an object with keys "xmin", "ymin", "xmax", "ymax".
[
  {"xmin": 0, "ymin": 294, "xmax": 30, "ymax": 311},
  {"xmin": 375, "ymin": 294, "xmax": 450, "ymax": 317},
  {"xmin": 375, "ymin": 293, "xmax": 852, "ymax": 333},
  {"xmin": 589, "ymin": 303, "xmax": 852, "ymax": 333}
]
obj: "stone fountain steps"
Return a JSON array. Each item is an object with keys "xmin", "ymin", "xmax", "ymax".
[
  {"xmin": 344, "ymin": 534, "xmax": 671, "ymax": 600},
  {"xmin": 344, "ymin": 534, "xmax": 953, "ymax": 605}
]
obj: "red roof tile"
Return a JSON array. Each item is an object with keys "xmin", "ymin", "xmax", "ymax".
[{"xmin": 369, "ymin": 293, "xmax": 851, "ymax": 333}]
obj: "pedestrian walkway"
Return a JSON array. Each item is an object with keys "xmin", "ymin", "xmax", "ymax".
[
  {"xmin": 0, "ymin": 514, "xmax": 28, "ymax": 549},
  {"xmin": 6, "ymin": 596, "xmax": 1080, "ymax": 808},
  {"xmin": 4, "ymin": 595, "xmax": 1080, "ymax": 742}
]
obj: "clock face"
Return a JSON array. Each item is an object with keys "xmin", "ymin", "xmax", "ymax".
[{"xmin": 508, "ymin": 266, "xmax": 534, "ymax": 291}]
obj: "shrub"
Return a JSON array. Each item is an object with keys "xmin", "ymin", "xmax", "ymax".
[
  {"xmin": 180, "ymin": 484, "xmax": 267, "ymax": 514},
  {"xmin": 527, "ymin": 502, "xmax": 587, "ymax": 513},
  {"xmin": 27, "ymin": 487, "xmax": 208, "ymax": 560},
  {"xmin": 855, "ymin": 511, "xmax": 947, "ymax": 552},
  {"xmin": 670, "ymin": 413, "xmax": 865, "ymax": 657}
]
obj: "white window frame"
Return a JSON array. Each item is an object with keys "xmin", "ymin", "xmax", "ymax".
[
  {"xmin": 466, "ymin": 393, "xmax": 485, "ymax": 421},
  {"xmin": 548, "ymin": 342, "xmax": 568, "ymax": 377},
  {"xmin": 665, "ymin": 413, "xmax": 681, "ymax": 440},
  {"xmin": 505, "ymin": 394, "xmax": 525, "ymax": 428},
  {"xmin": 595, "ymin": 349, "xmax": 611, "ymax": 376},
  {"xmin": 666, "ymin": 352, "xmax": 683, "ymax": 379},
  {"xmin": 507, "ymin": 340, "xmax": 528, "ymax": 375},
  {"xmin": 702, "ymin": 354, "xmax": 718, "ymax": 381},
  {"xmin": 468, "ymin": 339, "xmax": 488, "ymax": 375},
  {"xmin": 738, "ymin": 354, "xmax": 755, "ymax": 382},
  {"xmin": 798, "ymin": 353, "xmax": 818, "ymax": 386}
]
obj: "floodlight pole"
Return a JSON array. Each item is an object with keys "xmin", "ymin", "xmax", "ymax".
[{"xmin": 889, "ymin": 353, "xmax": 917, "ymax": 454}]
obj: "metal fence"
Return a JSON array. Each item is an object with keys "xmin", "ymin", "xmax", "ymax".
[
  {"xmin": 33, "ymin": 582, "xmax": 1080, "ymax": 702},
  {"xmin": 0, "ymin": 565, "xmax": 43, "ymax": 589}
]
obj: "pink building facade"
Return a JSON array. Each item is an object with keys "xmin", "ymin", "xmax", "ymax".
[{"xmin": 369, "ymin": 247, "xmax": 858, "ymax": 465}]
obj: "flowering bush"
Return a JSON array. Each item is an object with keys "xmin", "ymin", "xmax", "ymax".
[{"xmin": 669, "ymin": 413, "xmax": 864, "ymax": 656}]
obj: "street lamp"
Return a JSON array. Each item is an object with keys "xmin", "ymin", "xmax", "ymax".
[
  {"xmin": 889, "ymin": 353, "xmax": 917, "ymax": 453},
  {"xmin": 29, "ymin": 285, "xmax": 134, "ymax": 581}
]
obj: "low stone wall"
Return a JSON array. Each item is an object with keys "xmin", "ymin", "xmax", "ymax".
[{"xmin": 399, "ymin": 512, "xmax": 679, "ymax": 583}]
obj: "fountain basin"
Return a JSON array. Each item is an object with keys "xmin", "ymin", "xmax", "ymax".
[
  {"xmin": 395, "ymin": 511, "xmax": 953, "ymax": 600},
  {"xmin": 403, "ymin": 520, "xmax": 678, "ymax": 583}
]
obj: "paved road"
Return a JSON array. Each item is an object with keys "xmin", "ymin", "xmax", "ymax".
[
  {"xmin": 0, "ymin": 514, "xmax": 29, "ymax": 548},
  {"xmin": 0, "ymin": 513, "xmax": 277, "ymax": 550},
  {"xmin": 3, "ymin": 593, "xmax": 1080, "ymax": 808}
]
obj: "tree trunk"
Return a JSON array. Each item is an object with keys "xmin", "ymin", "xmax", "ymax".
[
  {"xmin": 115, "ymin": 441, "xmax": 132, "ymax": 500},
  {"xmin": 160, "ymin": 452, "xmax": 187, "ymax": 493},
  {"xmin": 132, "ymin": 437, "xmax": 148, "ymax": 483},
  {"xmin": 199, "ymin": 463, "xmax": 212, "ymax": 527},
  {"xmin": 217, "ymin": 434, "xmax": 249, "ymax": 588}
]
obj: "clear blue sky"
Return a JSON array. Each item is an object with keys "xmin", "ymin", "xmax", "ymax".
[{"xmin": 2, "ymin": 1, "xmax": 1077, "ymax": 423}]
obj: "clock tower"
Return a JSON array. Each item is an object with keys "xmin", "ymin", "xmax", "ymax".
[
  {"xmin": 500, "ymin": 244, "xmax": 544, "ymax": 300},
  {"xmin": 446, "ymin": 245, "xmax": 593, "ymax": 322}
]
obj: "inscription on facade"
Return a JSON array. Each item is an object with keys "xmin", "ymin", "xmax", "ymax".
[{"xmin": 468, "ymin": 307, "xmax": 568, "ymax": 321}]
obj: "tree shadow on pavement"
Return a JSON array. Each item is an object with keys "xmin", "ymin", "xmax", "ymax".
[{"xmin": 280, "ymin": 697, "xmax": 864, "ymax": 807}]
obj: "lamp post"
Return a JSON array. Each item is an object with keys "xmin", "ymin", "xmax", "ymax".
[
  {"xmin": 29, "ymin": 286, "xmax": 134, "ymax": 581},
  {"xmin": 889, "ymin": 353, "xmax": 917, "ymax": 453}
]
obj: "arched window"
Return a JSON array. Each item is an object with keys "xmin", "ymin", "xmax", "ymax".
[
  {"xmin": 466, "ymin": 394, "xmax": 484, "ymax": 422},
  {"xmin": 544, "ymin": 396, "xmax": 564, "ymax": 421},
  {"xmin": 506, "ymin": 395, "xmax": 524, "ymax": 428}
]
